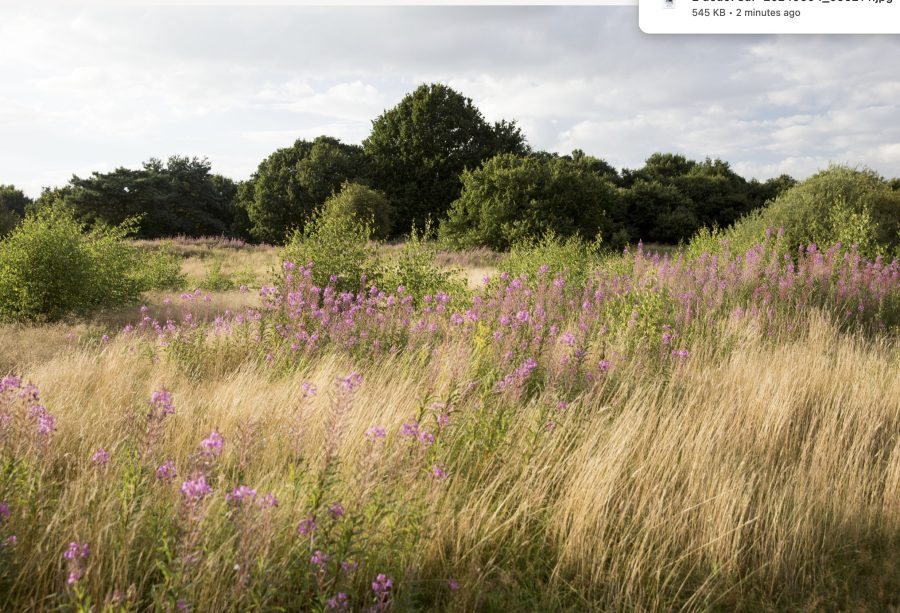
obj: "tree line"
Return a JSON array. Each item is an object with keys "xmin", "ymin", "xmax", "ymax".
[{"xmin": 4, "ymin": 83, "xmax": 895, "ymax": 249}]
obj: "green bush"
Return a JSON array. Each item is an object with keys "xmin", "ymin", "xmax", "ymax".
[
  {"xmin": 134, "ymin": 242, "xmax": 185, "ymax": 291},
  {"xmin": 199, "ymin": 256, "xmax": 235, "ymax": 291},
  {"xmin": 280, "ymin": 197, "xmax": 380, "ymax": 293},
  {"xmin": 502, "ymin": 231, "xmax": 602, "ymax": 290},
  {"xmin": 382, "ymin": 223, "xmax": 467, "ymax": 304},
  {"xmin": 440, "ymin": 152, "xmax": 619, "ymax": 251},
  {"xmin": 0, "ymin": 206, "xmax": 168, "ymax": 322},
  {"xmin": 726, "ymin": 166, "xmax": 900, "ymax": 257},
  {"xmin": 322, "ymin": 182, "xmax": 393, "ymax": 240}
]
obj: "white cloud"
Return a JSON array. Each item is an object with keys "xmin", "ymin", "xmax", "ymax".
[{"xmin": 1, "ymin": 6, "xmax": 899, "ymax": 196}]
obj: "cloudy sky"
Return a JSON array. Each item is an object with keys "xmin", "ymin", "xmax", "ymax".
[{"xmin": 1, "ymin": 6, "xmax": 898, "ymax": 196}]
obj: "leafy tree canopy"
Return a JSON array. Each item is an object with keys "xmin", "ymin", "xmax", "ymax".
[
  {"xmin": 440, "ymin": 152, "xmax": 621, "ymax": 251},
  {"xmin": 52, "ymin": 156, "xmax": 238, "ymax": 239},
  {"xmin": 364, "ymin": 83, "xmax": 528, "ymax": 236},
  {"xmin": 241, "ymin": 136, "xmax": 368, "ymax": 244}
]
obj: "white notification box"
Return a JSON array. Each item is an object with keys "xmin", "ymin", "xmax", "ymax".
[{"xmin": 640, "ymin": 0, "xmax": 899, "ymax": 33}]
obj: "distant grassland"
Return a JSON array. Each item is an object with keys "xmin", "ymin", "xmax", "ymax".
[{"xmin": 0, "ymin": 238, "xmax": 898, "ymax": 611}]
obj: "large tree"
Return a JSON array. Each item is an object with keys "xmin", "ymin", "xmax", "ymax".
[
  {"xmin": 0, "ymin": 185, "xmax": 31, "ymax": 236},
  {"xmin": 241, "ymin": 136, "xmax": 368, "ymax": 244},
  {"xmin": 364, "ymin": 83, "xmax": 528, "ymax": 236},
  {"xmin": 61, "ymin": 156, "xmax": 238, "ymax": 238}
]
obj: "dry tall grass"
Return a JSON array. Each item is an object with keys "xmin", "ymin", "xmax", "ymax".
[{"xmin": 2, "ymin": 310, "xmax": 897, "ymax": 610}]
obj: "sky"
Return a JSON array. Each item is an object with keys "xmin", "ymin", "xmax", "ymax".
[{"xmin": 1, "ymin": 6, "xmax": 899, "ymax": 196}]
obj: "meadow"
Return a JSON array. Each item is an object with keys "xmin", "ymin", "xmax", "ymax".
[{"xmin": 1, "ymin": 235, "xmax": 898, "ymax": 612}]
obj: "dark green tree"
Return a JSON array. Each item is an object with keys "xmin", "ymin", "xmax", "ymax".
[
  {"xmin": 364, "ymin": 83, "xmax": 528, "ymax": 236},
  {"xmin": 0, "ymin": 185, "xmax": 31, "ymax": 236},
  {"xmin": 440, "ymin": 152, "xmax": 620, "ymax": 251},
  {"xmin": 242, "ymin": 136, "xmax": 368, "ymax": 244},
  {"xmin": 61, "ymin": 156, "xmax": 237, "ymax": 238},
  {"xmin": 622, "ymin": 180, "xmax": 697, "ymax": 244},
  {"xmin": 322, "ymin": 182, "xmax": 393, "ymax": 240}
]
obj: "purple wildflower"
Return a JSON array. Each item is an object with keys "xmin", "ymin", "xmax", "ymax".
[
  {"xmin": 180, "ymin": 474, "xmax": 212, "ymax": 503},
  {"xmin": 91, "ymin": 448, "xmax": 109, "ymax": 466},
  {"xmin": 297, "ymin": 515, "xmax": 317, "ymax": 536},
  {"xmin": 329, "ymin": 503, "xmax": 345, "ymax": 519},
  {"xmin": 156, "ymin": 460, "xmax": 177, "ymax": 483},
  {"xmin": 226, "ymin": 485, "xmax": 257, "ymax": 504},
  {"xmin": 199, "ymin": 430, "xmax": 224, "ymax": 457},
  {"xmin": 311, "ymin": 549, "xmax": 330, "ymax": 570},
  {"xmin": 327, "ymin": 592, "xmax": 349, "ymax": 611}
]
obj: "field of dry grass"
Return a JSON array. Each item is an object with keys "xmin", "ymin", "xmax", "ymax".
[{"xmin": 0, "ymin": 240, "xmax": 898, "ymax": 611}]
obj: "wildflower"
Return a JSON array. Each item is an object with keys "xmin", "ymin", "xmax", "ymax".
[
  {"xmin": 437, "ymin": 413, "xmax": 450, "ymax": 429},
  {"xmin": 156, "ymin": 460, "xmax": 177, "ymax": 483},
  {"xmin": 515, "ymin": 310, "xmax": 530, "ymax": 323},
  {"xmin": 91, "ymin": 448, "xmax": 110, "ymax": 466},
  {"xmin": 199, "ymin": 430, "xmax": 224, "ymax": 457},
  {"xmin": 671, "ymin": 349, "xmax": 690, "ymax": 359},
  {"xmin": 226, "ymin": 485, "xmax": 257, "ymax": 504},
  {"xmin": 63, "ymin": 542, "xmax": 90, "ymax": 561},
  {"xmin": 556, "ymin": 400, "xmax": 569, "ymax": 411},
  {"xmin": 4, "ymin": 535, "xmax": 16, "ymax": 547},
  {"xmin": 257, "ymin": 493, "xmax": 279, "ymax": 508},
  {"xmin": 329, "ymin": 503, "xmax": 345, "ymax": 519},
  {"xmin": 327, "ymin": 592, "xmax": 349, "ymax": 611},
  {"xmin": 366, "ymin": 426, "xmax": 386, "ymax": 441},
  {"xmin": 340, "ymin": 560, "xmax": 358, "ymax": 576},
  {"xmin": 539, "ymin": 264, "xmax": 549, "ymax": 274},
  {"xmin": 149, "ymin": 389, "xmax": 175, "ymax": 417},
  {"xmin": 450, "ymin": 313, "xmax": 464, "ymax": 325},
  {"xmin": 310, "ymin": 550, "xmax": 329, "ymax": 570},
  {"xmin": 180, "ymin": 474, "xmax": 212, "ymax": 503},
  {"xmin": 400, "ymin": 421, "xmax": 419, "ymax": 439},
  {"xmin": 0, "ymin": 502, "xmax": 9, "ymax": 522},
  {"xmin": 372, "ymin": 573, "xmax": 393, "ymax": 602},
  {"xmin": 297, "ymin": 515, "xmax": 317, "ymax": 536},
  {"xmin": 339, "ymin": 372, "xmax": 362, "ymax": 393},
  {"xmin": 598, "ymin": 360, "xmax": 611, "ymax": 372},
  {"xmin": 301, "ymin": 382, "xmax": 317, "ymax": 397},
  {"xmin": 100, "ymin": 334, "xmax": 110, "ymax": 344},
  {"xmin": 448, "ymin": 578, "xmax": 460, "ymax": 591},
  {"xmin": 432, "ymin": 464, "xmax": 447, "ymax": 480}
]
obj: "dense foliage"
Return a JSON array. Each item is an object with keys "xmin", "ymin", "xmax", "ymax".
[
  {"xmin": 45, "ymin": 157, "xmax": 239, "ymax": 240},
  {"xmin": 364, "ymin": 83, "xmax": 528, "ymax": 236},
  {"xmin": 619, "ymin": 154, "xmax": 795, "ymax": 244},
  {"xmin": 0, "ymin": 206, "xmax": 183, "ymax": 322},
  {"xmin": 0, "ymin": 185, "xmax": 30, "ymax": 237},
  {"xmin": 280, "ymin": 197, "xmax": 380, "ymax": 294},
  {"xmin": 320, "ymin": 182, "xmax": 393, "ymax": 241},
  {"xmin": 440, "ymin": 152, "xmax": 621, "ymax": 250},
  {"xmin": 240, "ymin": 136, "xmax": 369, "ymax": 244},
  {"xmin": 725, "ymin": 165, "xmax": 900, "ymax": 257}
]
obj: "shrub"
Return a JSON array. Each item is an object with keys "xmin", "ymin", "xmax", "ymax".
[
  {"xmin": 199, "ymin": 256, "xmax": 235, "ymax": 292},
  {"xmin": 0, "ymin": 206, "xmax": 159, "ymax": 321},
  {"xmin": 133, "ymin": 242, "xmax": 185, "ymax": 291},
  {"xmin": 726, "ymin": 165, "xmax": 900, "ymax": 257},
  {"xmin": 382, "ymin": 223, "xmax": 467, "ymax": 304},
  {"xmin": 501, "ymin": 231, "xmax": 602, "ymax": 290},
  {"xmin": 440, "ymin": 152, "xmax": 620, "ymax": 251},
  {"xmin": 322, "ymin": 182, "xmax": 393, "ymax": 240},
  {"xmin": 280, "ymin": 197, "xmax": 380, "ymax": 293}
]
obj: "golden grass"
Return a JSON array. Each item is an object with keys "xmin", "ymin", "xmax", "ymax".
[{"xmin": 2, "ymin": 311, "xmax": 897, "ymax": 610}]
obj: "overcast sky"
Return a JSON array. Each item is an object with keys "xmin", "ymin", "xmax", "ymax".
[{"xmin": 1, "ymin": 6, "xmax": 898, "ymax": 196}]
